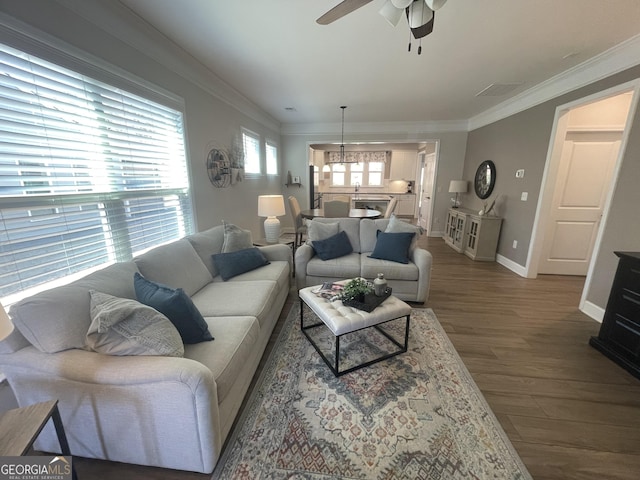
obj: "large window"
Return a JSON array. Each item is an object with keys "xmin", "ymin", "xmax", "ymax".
[
  {"xmin": 0, "ymin": 43, "xmax": 193, "ymax": 304},
  {"xmin": 326, "ymin": 151, "xmax": 387, "ymax": 187}
]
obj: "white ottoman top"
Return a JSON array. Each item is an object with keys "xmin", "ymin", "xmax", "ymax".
[{"xmin": 299, "ymin": 285, "xmax": 411, "ymax": 336}]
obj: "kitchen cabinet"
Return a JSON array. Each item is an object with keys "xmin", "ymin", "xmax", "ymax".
[
  {"xmin": 389, "ymin": 151, "xmax": 418, "ymax": 180},
  {"xmin": 395, "ymin": 194, "xmax": 416, "ymax": 217}
]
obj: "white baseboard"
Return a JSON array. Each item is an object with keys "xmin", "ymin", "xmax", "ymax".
[
  {"xmin": 496, "ymin": 254, "xmax": 528, "ymax": 277},
  {"xmin": 429, "ymin": 230, "xmax": 445, "ymax": 238},
  {"xmin": 581, "ymin": 301, "xmax": 605, "ymax": 323}
]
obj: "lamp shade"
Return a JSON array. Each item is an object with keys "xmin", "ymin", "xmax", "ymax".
[
  {"xmin": 407, "ymin": 1, "xmax": 433, "ymax": 28},
  {"xmin": 258, "ymin": 195, "xmax": 285, "ymax": 217},
  {"xmin": 0, "ymin": 302, "xmax": 14, "ymax": 341},
  {"xmin": 391, "ymin": 0, "xmax": 413, "ymax": 8},
  {"xmin": 449, "ymin": 180, "xmax": 468, "ymax": 193}
]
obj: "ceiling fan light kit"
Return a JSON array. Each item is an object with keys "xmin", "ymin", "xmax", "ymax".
[{"xmin": 317, "ymin": 0, "xmax": 447, "ymax": 55}]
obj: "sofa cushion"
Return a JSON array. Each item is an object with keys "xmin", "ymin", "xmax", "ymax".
[
  {"xmin": 213, "ymin": 260, "xmax": 289, "ymax": 291},
  {"xmin": 184, "ymin": 315, "xmax": 259, "ymax": 404},
  {"xmin": 369, "ymin": 230, "xmax": 415, "ymax": 264},
  {"xmin": 222, "ymin": 221, "xmax": 253, "ymax": 253},
  {"xmin": 191, "ymin": 280, "xmax": 278, "ymax": 329},
  {"xmin": 9, "ymin": 262, "xmax": 140, "ymax": 353},
  {"xmin": 306, "ymin": 220, "xmax": 339, "ymax": 245},
  {"xmin": 134, "ymin": 239, "xmax": 212, "ymax": 297},
  {"xmin": 306, "ymin": 252, "xmax": 361, "ymax": 279},
  {"xmin": 86, "ymin": 291, "xmax": 184, "ymax": 357},
  {"xmin": 360, "ymin": 254, "xmax": 420, "ymax": 281},
  {"xmin": 134, "ymin": 273, "xmax": 213, "ymax": 344},
  {"xmin": 186, "ymin": 226, "xmax": 225, "ymax": 277},
  {"xmin": 212, "ymin": 247, "xmax": 270, "ymax": 281},
  {"xmin": 312, "ymin": 230, "xmax": 353, "ymax": 260},
  {"xmin": 360, "ymin": 218, "xmax": 390, "ymax": 253}
]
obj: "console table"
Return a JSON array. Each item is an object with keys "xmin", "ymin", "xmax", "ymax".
[{"xmin": 444, "ymin": 208, "xmax": 502, "ymax": 261}]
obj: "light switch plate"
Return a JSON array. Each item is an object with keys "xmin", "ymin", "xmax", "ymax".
[
  {"xmin": 521, "ymin": 192, "xmax": 528, "ymax": 201},
  {"xmin": 515, "ymin": 169, "xmax": 525, "ymax": 178}
]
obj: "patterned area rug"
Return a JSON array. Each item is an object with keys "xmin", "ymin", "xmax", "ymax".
[{"xmin": 212, "ymin": 306, "xmax": 531, "ymax": 479}]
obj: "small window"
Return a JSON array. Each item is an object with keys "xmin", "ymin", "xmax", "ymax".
[
  {"xmin": 350, "ymin": 163, "xmax": 363, "ymax": 186},
  {"xmin": 266, "ymin": 140, "xmax": 278, "ymax": 175},
  {"xmin": 242, "ymin": 129, "xmax": 261, "ymax": 174}
]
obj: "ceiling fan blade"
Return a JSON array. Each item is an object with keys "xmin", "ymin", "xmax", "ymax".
[{"xmin": 316, "ymin": 0, "xmax": 375, "ymax": 25}]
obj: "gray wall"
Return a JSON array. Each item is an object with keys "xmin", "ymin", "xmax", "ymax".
[
  {"xmin": 464, "ymin": 65, "xmax": 640, "ymax": 311},
  {"xmin": 0, "ymin": 0, "xmax": 283, "ymax": 238}
]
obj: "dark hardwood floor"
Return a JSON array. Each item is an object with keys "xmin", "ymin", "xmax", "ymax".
[{"xmin": 72, "ymin": 234, "xmax": 640, "ymax": 479}]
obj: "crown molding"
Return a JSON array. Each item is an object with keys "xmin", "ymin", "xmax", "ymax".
[
  {"xmin": 281, "ymin": 119, "xmax": 468, "ymax": 136},
  {"xmin": 54, "ymin": 0, "xmax": 280, "ymax": 133},
  {"xmin": 468, "ymin": 34, "xmax": 640, "ymax": 131}
]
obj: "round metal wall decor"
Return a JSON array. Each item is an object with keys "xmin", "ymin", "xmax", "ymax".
[
  {"xmin": 206, "ymin": 148, "xmax": 231, "ymax": 188},
  {"xmin": 474, "ymin": 160, "xmax": 496, "ymax": 199}
]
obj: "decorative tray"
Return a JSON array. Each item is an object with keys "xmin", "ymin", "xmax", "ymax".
[{"xmin": 343, "ymin": 287, "xmax": 392, "ymax": 312}]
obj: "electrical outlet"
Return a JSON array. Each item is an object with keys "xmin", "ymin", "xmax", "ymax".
[
  {"xmin": 521, "ymin": 192, "xmax": 528, "ymax": 201},
  {"xmin": 512, "ymin": 240, "xmax": 518, "ymax": 249}
]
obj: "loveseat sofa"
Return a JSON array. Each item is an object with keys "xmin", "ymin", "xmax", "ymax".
[
  {"xmin": 295, "ymin": 216, "xmax": 432, "ymax": 303},
  {"xmin": 0, "ymin": 223, "xmax": 291, "ymax": 473}
]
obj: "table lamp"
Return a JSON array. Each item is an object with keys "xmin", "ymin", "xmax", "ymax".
[
  {"xmin": 0, "ymin": 302, "xmax": 14, "ymax": 342},
  {"xmin": 449, "ymin": 180, "xmax": 467, "ymax": 208},
  {"xmin": 258, "ymin": 195, "xmax": 286, "ymax": 243}
]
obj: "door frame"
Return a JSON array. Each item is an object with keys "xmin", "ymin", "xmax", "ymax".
[
  {"xmin": 416, "ymin": 147, "xmax": 439, "ymax": 235},
  {"xmin": 526, "ymin": 79, "xmax": 640, "ymax": 307}
]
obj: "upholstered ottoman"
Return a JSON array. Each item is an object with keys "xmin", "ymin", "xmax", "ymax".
[{"xmin": 299, "ymin": 285, "xmax": 411, "ymax": 376}]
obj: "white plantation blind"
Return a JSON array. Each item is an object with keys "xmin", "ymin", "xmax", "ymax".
[
  {"xmin": 0, "ymin": 43, "xmax": 194, "ymax": 303},
  {"xmin": 242, "ymin": 128, "xmax": 261, "ymax": 174}
]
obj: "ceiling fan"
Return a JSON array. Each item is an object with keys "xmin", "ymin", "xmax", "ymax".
[{"xmin": 317, "ymin": 0, "xmax": 448, "ymax": 54}]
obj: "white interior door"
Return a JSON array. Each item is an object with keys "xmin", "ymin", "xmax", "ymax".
[
  {"xmin": 538, "ymin": 132, "xmax": 621, "ymax": 275},
  {"xmin": 418, "ymin": 152, "xmax": 436, "ymax": 232}
]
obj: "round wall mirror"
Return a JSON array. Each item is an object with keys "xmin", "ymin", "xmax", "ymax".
[{"xmin": 474, "ymin": 160, "xmax": 496, "ymax": 199}]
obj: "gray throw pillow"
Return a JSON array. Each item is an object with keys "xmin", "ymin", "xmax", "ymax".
[
  {"xmin": 222, "ymin": 221, "xmax": 253, "ymax": 253},
  {"xmin": 305, "ymin": 220, "xmax": 339, "ymax": 245},
  {"xmin": 86, "ymin": 291, "xmax": 184, "ymax": 357}
]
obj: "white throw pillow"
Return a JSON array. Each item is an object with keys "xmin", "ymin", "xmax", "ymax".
[{"xmin": 86, "ymin": 290, "xmax": 184, "ymax": 357}]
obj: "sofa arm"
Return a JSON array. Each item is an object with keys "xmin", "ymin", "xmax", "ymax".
[
  {"xmin": 295, "ymin": 244, "xmax": 315, "ymax": 290},
  {"xmin": 258, "ymin": 244, "xmax": 293, "ymax": 273},
  {"xmin": 411, "ymin": 248, "xmax": 433, "ymax": 303},
  {"xmin": 1, "ymin": 347, "xmax": 220, "ymax": 473}
]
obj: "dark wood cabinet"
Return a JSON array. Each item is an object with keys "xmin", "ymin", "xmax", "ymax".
[{"xmin": 590, "ymin": 251, "xmax": 640, "ymax": 379}]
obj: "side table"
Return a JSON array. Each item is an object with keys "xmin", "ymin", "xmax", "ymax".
[{"xmin": 0, "ymin": 399, "xmax": 78, "ymax": 479}]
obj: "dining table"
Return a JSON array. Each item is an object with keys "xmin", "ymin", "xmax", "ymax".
[{"xmin": 300, "ymin": 208, "xmax": 381, "ymax": 220}]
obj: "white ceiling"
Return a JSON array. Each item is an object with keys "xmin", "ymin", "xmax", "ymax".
[{"xmin": 117, "ymin": 0, "xmax": 640, "ymax": 127}]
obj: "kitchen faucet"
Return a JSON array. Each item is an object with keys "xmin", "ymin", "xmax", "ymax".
[{"xmin": 354, "ymin": 182, "xmax": 360, "ymax": 199}]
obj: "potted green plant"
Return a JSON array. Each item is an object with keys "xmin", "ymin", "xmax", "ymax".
[{"xmin": 340, "ymin": 277, "xmax": 373, "ymax": 303}]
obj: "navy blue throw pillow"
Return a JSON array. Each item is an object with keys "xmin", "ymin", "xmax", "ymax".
[
  {"xmin": 134, "ymin": 272, "xmax": 213, "ymax": 344},
  {"xmin": 368, "ymin": 230, "xmax": 415, "ymax": 264},
  {"xmin": 212, "ymin": 247, "xmax": 270, "ymax": 281},
  {"xmin": 312, "ymin": 230, "xmax": 353, "ymax": 261}
]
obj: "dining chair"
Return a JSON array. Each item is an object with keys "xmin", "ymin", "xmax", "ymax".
[
  {"xmin": 324, "ymin": 200, "xmax": 350, "ymax": 218},
  {"xmin": 384, "ymin": 197, "xmax": 399, "ymax": 219},
  {"xmin": 288, "ymin": 195, "xmax": 307, "ymax": 249}
]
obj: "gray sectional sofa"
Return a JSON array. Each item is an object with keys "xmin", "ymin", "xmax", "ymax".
[
  {"xmin": 0, "ymin": 224, "xmax": 291, "ymax": 473},
  {"xmin": 295, "ymin": 217, "xmax": 432, "ymax": 303}
]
